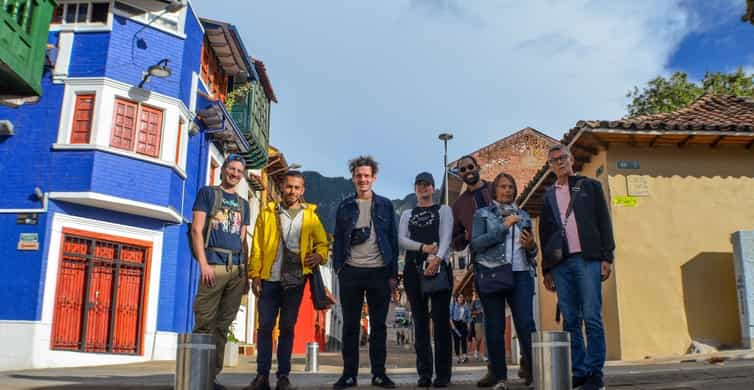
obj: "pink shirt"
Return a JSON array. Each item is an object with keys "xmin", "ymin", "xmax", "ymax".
[{"xmin": 554, "ymin": 183, "xmax": 582, "ymax": 254}]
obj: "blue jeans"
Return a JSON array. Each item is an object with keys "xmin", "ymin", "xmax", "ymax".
[
  {"xmin": 256, "ymin": 281, "xmax": 304, "ymax": 378},
  {"xmin": 478, "ymin": 271, "xmax": 536, "ymax": 381},
  {"xmin": 550, "ymin": 255, "xmax": 606, "ymax": 379}
]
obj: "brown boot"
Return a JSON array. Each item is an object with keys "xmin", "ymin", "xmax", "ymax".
[{"xmin": 476, "ymin": 363, "xmax": 496, "ymax": 388}]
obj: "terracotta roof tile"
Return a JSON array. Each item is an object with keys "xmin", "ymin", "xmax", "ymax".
[{"xmin": 580, "ymin": 94, "xmax": 754, "ymax": 133}]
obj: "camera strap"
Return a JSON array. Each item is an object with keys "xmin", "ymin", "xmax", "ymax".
[{"xmin": 562, "ymin": 178, "xmax": 585, "ymax": 234}]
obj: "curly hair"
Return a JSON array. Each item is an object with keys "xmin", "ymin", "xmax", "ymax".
[{"xmin": 348, "ymin": 155, "xmax": 379, "ymax": 176}]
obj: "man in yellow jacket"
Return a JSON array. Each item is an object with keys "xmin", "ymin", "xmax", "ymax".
[{"xmin": 244, "ymin": 170, "xmax": 329, "ymax": 390}]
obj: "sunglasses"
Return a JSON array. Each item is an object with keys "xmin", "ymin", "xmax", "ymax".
[
  {"xmin": 548, "ymin": 155, "xmax": 569, "ymax": 164},
  {"xmin": 458, "ymin": 164, "xmax": 476, "ymax": 173},
  {"xmin": 225, "ymin": 153, "xmax": 246, "ymax": 165}
]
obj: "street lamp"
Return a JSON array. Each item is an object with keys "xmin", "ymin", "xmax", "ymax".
[
  {"xmin": 438, "ymin": 132, "xmax": 453, "ymax": 206},
  {"xmin": 138, "ymin": 59, "xmax": 171, "ymax": 88}
]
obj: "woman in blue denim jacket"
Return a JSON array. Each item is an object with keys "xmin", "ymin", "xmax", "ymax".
[{"xmin": 470, "ymin": 172, "xmax": 538, "ymax": 390}]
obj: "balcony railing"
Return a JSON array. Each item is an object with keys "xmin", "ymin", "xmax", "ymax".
[
  {"xmin": 227, "ymin": 84, "xmax": 268, "ymax": 169},
  {"xmin": 0, "ymin": 0, "xmax": 57, "ymax": 97}
]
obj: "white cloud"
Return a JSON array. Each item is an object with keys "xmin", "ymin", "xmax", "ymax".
[{"xmin": 192, "ymin": 0, "xmax": 698, "ymax": 197}]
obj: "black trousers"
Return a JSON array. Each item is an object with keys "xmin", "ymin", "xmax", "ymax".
[
  {"xmin": 338, "ymin": 265, "xmax": 391, "ymax": 377},
  {"xmin": 451, "ymin": 321, "xmax": 468, "ymax": 356},
  {"xmin": 403, "ymin": 259, "xmax": 452, "ymax": 382},
  {"xmin": 256, "ymin": 281, "xmax": 304, "ymax": 378}
]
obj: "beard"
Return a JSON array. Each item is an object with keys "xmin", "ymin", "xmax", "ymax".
[{"xmin": 463, "ymin": 171, "xmax": 480, "ymax": 186}]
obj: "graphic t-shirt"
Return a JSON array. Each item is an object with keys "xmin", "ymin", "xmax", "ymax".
[{"xmin": 192, "ymin": 186, "xmax": 250, "ymax": 265}]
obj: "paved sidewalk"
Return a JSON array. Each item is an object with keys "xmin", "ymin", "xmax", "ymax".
[{"xmin": 4, "ymin": 348, "xmax": 754, "ymax": 389}]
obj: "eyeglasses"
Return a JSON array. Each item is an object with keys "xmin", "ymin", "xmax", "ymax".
[
  {"xmin": 548, "ymin": 155, "xmax": 569, "ymax": 164},
  {"xmin": 458, "ymin": 164, "xmax": 476, "ymax": 173}
]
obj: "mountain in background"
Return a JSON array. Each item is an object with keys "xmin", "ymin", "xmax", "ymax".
[
  {"xmin": 302, "ymin": 171, "xmax": 441, "ymax": 233},
  {"xmin": 302, "ymin": 171, "xmax": 354, "ymax": 233}
]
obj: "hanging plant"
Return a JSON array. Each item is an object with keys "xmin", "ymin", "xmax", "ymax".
[{"xmin": 225, "ymin": 82, "xmax": 253, "ymax": 112}]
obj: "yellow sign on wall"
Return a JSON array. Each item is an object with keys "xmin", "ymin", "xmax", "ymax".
[{"xmin": 613, "ymin": 196, "xmax": 638, "ymax": 207}]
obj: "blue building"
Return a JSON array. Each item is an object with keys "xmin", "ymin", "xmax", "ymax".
[{"xmin": 0, "ymin": 0, "xmax": 267, "ymax": 369}]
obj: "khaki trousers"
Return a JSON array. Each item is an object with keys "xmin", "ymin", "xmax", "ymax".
[{"xmin": 192, "ymin": 264, "xmax": 245, "ymax": 379}]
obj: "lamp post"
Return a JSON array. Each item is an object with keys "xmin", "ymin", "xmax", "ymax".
[{"xmin": 438, "ymin": 132, "xmax": 453, "ymax": 206}]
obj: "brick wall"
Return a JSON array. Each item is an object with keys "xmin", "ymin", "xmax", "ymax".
[{"xmin": 449, "ymin": 128, "xmax": 558, "ymax": 203}]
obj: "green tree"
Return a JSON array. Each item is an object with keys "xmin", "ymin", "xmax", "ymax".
[{"xmin": 626, "ymin": 69, "xmax": 754, "ymax": 117}]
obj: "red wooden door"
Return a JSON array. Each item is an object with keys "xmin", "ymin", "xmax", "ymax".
[
  {"xmin": 84, "ymin": 242, "xmax": 116, "ymax": 352},
  {"xmin": 50, "ymin": 231, "xmax": 150, "ymax": 355},
  {"xmin": 51, "ymin": 237, "xmax": 90, "ymax": 350},
  {"xmin": 113, "ymin": 244, "xmax": 147, "ymax": 354}
]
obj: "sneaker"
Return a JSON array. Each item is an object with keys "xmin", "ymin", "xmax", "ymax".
[
  {"xmin": 333, "ymin": 375, "xmax": 357, "ymax": 390},
  {"xmin": 476, "ymin": 365, "xmax": 496, "ymax": 388},
  {"xmin": 474, "ymin": 351, "xmax": 480, "ymax": 359},
  {"xmin": 372, "ymin": 375, "xmax": 396, "ymax": 389},
  {"xmin": 214, "ymin": 382, "xmax": 229, "ymax": 390},
  {"xmin": 462, "ymin": 356, "xmax": 468, "ymax": 363},
  {"xmin": 581, "ymin": 375, "xmax": 605, "ymax": 390},
  {"xmin": 243, "ymin": 375, "xmax": 270, "ymax": 390},
  {"xmin": 417, "ymin": 377, "xmax": 432, "ymax": 388},
  {"xmin": 518, "ymin": 358, "xmax": 532, "ymax": 386},
  {"xmin": 275, "ymin": 376, "xmax": 294, "ymax": 390},
  {"xmin": 572, "ymin": 376, "xmax": 587, "ymax": 389},
  {"xmin": 492, "ymin": 381, "xmax": 509, "ymax": 390},
  {"xmin": 432, "ymin": 378, "xmax": 450, "ymax": 388}
]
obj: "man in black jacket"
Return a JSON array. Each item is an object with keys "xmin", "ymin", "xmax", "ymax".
[{"xmin": 539, "ymin": 144, "xmax": 615, "ymax": 390}]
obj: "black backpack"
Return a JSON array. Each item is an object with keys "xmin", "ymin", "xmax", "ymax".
[{"xmin": 187, "ymin": 186, "xmax": 247, "ymax": 260}]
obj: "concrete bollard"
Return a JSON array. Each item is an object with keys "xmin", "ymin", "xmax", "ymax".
[
  {"xmin": 175, "ymin": 333, "xmax": 215, "ymax": 390},
  {"xmin": 305, "ymin": 342, "xmax": 319, "ymax": 373},
  {"xmin": 532, "ymin": 331, "xmax": 572, "ymax": 390}
]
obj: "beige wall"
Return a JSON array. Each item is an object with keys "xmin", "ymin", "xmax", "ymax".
[{"xmin": 607, "ymin": 144, "xmax": 754, "ymax": 360}]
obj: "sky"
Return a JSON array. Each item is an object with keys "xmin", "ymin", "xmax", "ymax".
[{"xmin": 192, "ymin": 0, "xmax": 751, "ymax": 199}]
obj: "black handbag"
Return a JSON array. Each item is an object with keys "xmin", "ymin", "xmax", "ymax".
[
  {"xmin": 309, "ymin": 266, "xmax": 336, "ymax": 310},
  {"xmin": 542, "ymin": 179, "xmax": 583, "ymax": 266},
  {"xmin": 420, "ymin": 261, "xmax": 451, "ymax": 295},
  {"xmin": 474, "ymin": 262, "xmax": 514, "ymax": 295}
]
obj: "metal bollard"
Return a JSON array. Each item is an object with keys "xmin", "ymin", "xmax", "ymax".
[
  {"xmin": 532, "ymin": 331, "xmax": 572, "ymax": 390},
  {"xmin": 305, "ymin": 342, "xmax": 319, "ymax": 373},
  {"xmin": 175, "ymin": 333, "xmax": 215, "ymax": 390}
]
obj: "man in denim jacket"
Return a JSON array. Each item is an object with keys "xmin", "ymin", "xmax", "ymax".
[{"xmin": 332, "ymin": 156, "xmax": 399, "ymax": 390}]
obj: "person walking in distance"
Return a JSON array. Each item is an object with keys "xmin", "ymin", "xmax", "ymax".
[
  {"xmin": 449, "ymin": 294, "xmax": 471, "ymax": 364},
  {"xmin": 469, "ymin": 291, "xmax": 486, "ymax": 362},
  {"xmin": 539, "ymin": 144, "xmax": 615, "ymax": 390},
  {"xmin": 399, "ymin": 172, "xmax": 454, "ymax": 388},
  {"xmin": 332, "ymin": 156, "xmax": 399, "ymax": 389}
]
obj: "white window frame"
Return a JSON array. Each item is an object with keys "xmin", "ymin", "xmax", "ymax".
[
  {"xmin": 112, "ymin": 0, "xmax": 187, "ymax": 38},
  {"xmin": 50, "ymin": 0, "xmax": 114, "ymax": 32},
  {"xmin": 54, "ymin": 78, "xmax": 191, "ymax": 177}
]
